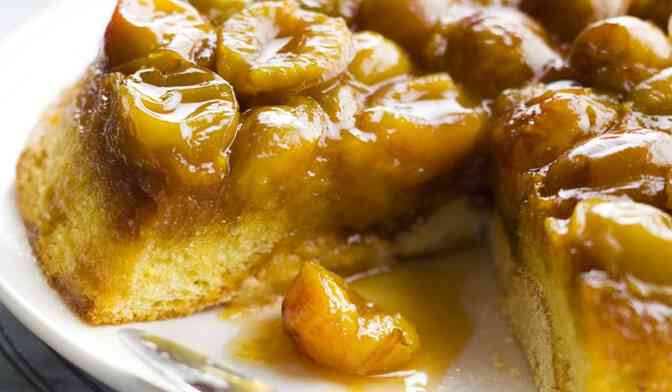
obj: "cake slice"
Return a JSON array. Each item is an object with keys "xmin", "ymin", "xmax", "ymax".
[
  {"xmin": 16, "ymin": 0, "xmax": 487, "ymax": 324},
  {"xmin": 494, "ymin": 194, "xmax": 672, "ymax": 391},
  {"xmin": 489, "ymin": 20, "xmax": 672, "ymax": 387},
  {"xmin": 17, "ymin": 67, "xmax": 484, "ymax": 324}
]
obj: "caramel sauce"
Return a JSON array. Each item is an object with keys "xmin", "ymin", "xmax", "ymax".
[{"xmin": 227, "ymin": 257, "xmax": 474, "ymax": 391}]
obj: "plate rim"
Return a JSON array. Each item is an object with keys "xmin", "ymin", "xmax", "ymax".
[{"xmin": 0, "ymin": 1, "xmax": 172, "ymax": 390}]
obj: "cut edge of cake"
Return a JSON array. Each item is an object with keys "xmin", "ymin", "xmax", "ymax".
[{"xmin": 490, "ymin": 214, "xmax": 582, "ymax": 392}]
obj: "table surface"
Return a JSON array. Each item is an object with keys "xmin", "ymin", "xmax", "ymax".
[
  {"xmin": 1, "ymin": 2, "xmax": 116, "ymax": 390},
  {"xmin": 0, "ymin": 304, "xmax": 115, "ymax": 392}
]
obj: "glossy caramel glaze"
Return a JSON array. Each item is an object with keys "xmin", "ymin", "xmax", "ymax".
[
  {"xmin": 17, "ymin": 0, "xmax": 672, "ymax": 389},
  {"xmin": 425, "ymin": 6, "xmax": 565, "ymax": 98},
  {"xmin": 231, "ymin": 256, "xmax": 473, "ymax": 391},
  {"xmin": 570, "ymin": 16, "xmax": 672, "ymax": 93},
  {"xmin": 99, "ymin": 0, "xmax": 672, "ymax": 237},
  {"xmin": 105, "ymin": 0, "xmax": 217, "ymax": 68},
  {"xmin": 282, "ymin": 262, "xmax": 420, "ymax": 376},
  {"xmin": 100, "ymin": 0, "xmax": 491, "ymax": 235},
  {"xmin": 578, "ymin": 271, "xmax": 672, "ymax": 391},
  {"xmin": 521, "ymin": 0, "xmax": 630, "ymax": 40}
]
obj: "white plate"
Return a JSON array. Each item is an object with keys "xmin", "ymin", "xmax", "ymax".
[{"xmin": 0, "ymin": 1, "xmax": 535, "ymax": 391}]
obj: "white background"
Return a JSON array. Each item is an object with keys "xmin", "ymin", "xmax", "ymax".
[{"xmin": 1, "ymin": 0, "xmax": 57, "ymax": 37}]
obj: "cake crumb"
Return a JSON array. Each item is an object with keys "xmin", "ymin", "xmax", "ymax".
[
  {"xmin": 492, "ymin": 352, "xmax": 521, "ymax": 378},
  {"xmin": 510, "ymin": 367, "xmax": 521, "ymax": 378},
  {"xmin": 492, "ymin": 353, "xmax": 505, "ymax": 369}
]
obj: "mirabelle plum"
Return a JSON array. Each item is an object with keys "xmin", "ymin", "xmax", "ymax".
[
  {"xmin": 492, "ymin": 83, "xmax": 620, "ymax": 174},
  {"xmin": 345, "ymin": 73, "xmax": 486, "ymax": 187},
  {"xmin": 357, "ymin": 0, "xmax": 456, "ymax": 49},
  {"xmin": 217, "ymin": 0, "xmax": 354, "ymax": 96},
  {"xmin": 521, "ymin": 0, "xmax": 629, "ymax": 39},
  {"xmin": 231, "ymin": 96, "xmax": 332, "ymax": 203},
  {"xmin": 104, "ymin": 0, "xmax": 216, "ymax": 67},
  {"xmin": 570, "ymin": 16, "xmax": 672, "ymax": 93},
  {"xmin": 431, "ymin": 7, "xmax": 564, "ymax": 98},
  {"xmin": 187, "ymin": 0, "xmax": 252, "ymax": 25},
  {"xmin": 298, "ymin": 0, "xmax": 362, "ymax": 21},
  {"xmin": 111, "ymin": 51, "xmax": 239, "ymax": 187},
  {"xmin": 283, "ymin": 262, "xmax": 420, "ymax": 375},
  {"xmin": 630, "ymin": 67, "xmax": 672, "ymax": 115},
  {"xmin": 548, "ymin": 199, "xmax": 672, "ymax": 286},
  {"xmin": 348, "ymin": 31, "xmax": 413, "ymax": 87},
  {"xmin": 304, "ymin": 80, "xmax": 366, "ymax": 135},
  {"xmin": 542, "ymin": 129, "xmax": 672, "ymax": 211}
]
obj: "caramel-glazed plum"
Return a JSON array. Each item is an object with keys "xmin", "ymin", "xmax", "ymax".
[
  {"xmin": 570, "ymin": 16, "xmax": 672, "ymax": 93},
  {"xmin": 347, "ymin": 31, "xmax": 413, "ymax": 87},
  {"xmin": 191, "ymin": 0, "xmax": 362, "ymax": 26},
  {"xmin": 109, "ymin": 51, "xmax": 240, "ymax": 188},
  {"xmin": 283, "ymin": 262, "xmax": 420, "ymax": 375},
  {"xmin": 308, "ymin": 31, "xmax": 413, "ymax": 130},
  {"xmin": 630, "ymin": 67, "xmax": 672, "ymax": 115},
  {"xmin": 298, "ymin": 0, "xmax": 362, "ymax": 21},
  {"xmin": 429, "ymin": 7, "xmax": 564, "ymax": 98},
  {"xmin": 217, "ymin": 0, "xmax": 354, "ymax": 97},
  {"xmin": 492, "ymin": 82, "xmax": 621, "ymax": 175},
  {"xmin": 629, "ymin": 0, "xmax": 672, "ymax": 30},
  {"xmin": 232, "ymin": 96, "xmax": 331, "ymax": 204},
  {"xmin": 520, "ymin": 0, "xmax": 629, "ymax": 40},
  {"xmin": 356, "ymin": 0, "xmax": 456, "ymax": 49},
  {"xmin": 344, "ymin": 73, "xmax": 487, "ymax": 187},
  {"xmin": 105, "ymin": 0, "xmax": 216, "ymax": 67},
  {"xmin": 187, "ymin": 0, "xmax": 252, "ymax": 25},
  {"xmin": 541, "ymin": 129, "xmax": 672, "ymax": 213},
  {"xmin": 547, "ymin": 199, "xmax": 672, "ymax": 286}
]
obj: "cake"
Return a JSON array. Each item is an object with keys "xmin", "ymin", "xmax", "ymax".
[{"xmin": 15, "ymin": 0, "xmax": 672, "ymax": 390}]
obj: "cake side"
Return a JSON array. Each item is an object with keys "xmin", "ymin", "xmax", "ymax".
[
  {"xmin": 16, "ymin": 75, "xmax": 148, "ymax": 323},
  {"xmin": 15, "ymin": 71, "xmax": 292, "ymax": 324},
  {"xmin": 491, "ymin": 215, "xmax": 578, "ymax": 392},
  {"xmin": 493, "ymin": 198, "xmax": 672, "ymax": 392}
]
